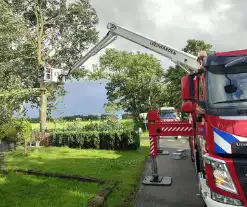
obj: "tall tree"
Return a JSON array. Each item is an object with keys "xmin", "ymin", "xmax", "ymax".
[
  {"xmin": 4, "ymin": 0, "xmax": 99, "ymax": 130},
  {"xmin": 0, "ymin": 0, "xmax": 40, "ymax": 124},
  {"xmin": 4, "ymin": 0, "xmax": 99, "ymax": 76},
  {"xmin": 163, "ymin": 65, "xmax": 187, "ymax": 108},
  {"xmin": 99, "ymin": 48, "xmax": 167, "ymax": 121},
  {"xmin": 182, "ymin": 39, "xmax": 215, "ymax": 56}
]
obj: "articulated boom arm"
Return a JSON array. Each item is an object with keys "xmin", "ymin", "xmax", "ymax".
[
  {"xmin": 106, "ymin": 23, "xmax": 199, "ymax": 72},
  {"xmin": 62, "ymin": 22, "xmax": 200, "ymax": 79}
]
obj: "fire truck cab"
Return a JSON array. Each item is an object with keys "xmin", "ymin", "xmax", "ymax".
[{"xmin": 181, "ymin": 49, "xmax": 247, "ymax": 206}]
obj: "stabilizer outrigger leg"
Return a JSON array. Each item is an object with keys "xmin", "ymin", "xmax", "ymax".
[
  {"xmin": 157, "ymin": 138, "xmax": 169, "ymax": 155},
  {"xmin": 142, "ymin": 136, "xmax": 172, "ymax": 186}
]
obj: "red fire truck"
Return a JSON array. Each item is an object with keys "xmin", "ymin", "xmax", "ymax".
[
  {"xmin": 182, "ymin": 50, "xmax": 247, "ymax": 207},
  {"xmin": 148, "ymin": 50, "xmax": 247, "ymax": 206}
]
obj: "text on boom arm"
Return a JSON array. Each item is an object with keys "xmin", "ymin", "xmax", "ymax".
[{"xmin": 150, "ymin": 41, "xmax": 176, "ymax": 55}]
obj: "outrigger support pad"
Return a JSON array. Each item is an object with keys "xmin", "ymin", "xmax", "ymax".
[
  {"xmin": 142, "ymin": 175, "xmax": 172, "ymax": 186},
  {"xmin": 157, "ymin": 149, "xmax": 170, "ymax": 155},
  {"xmin": 142, "ymin": 156, "xmax": 172, "ymax": 186}
]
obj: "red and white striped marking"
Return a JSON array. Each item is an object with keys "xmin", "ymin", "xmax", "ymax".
[
  {"xmin": 150, "ymin": 137, "xmax": 155, "ymax": 155},
  {"xmin": 161, "ymin": 126, "xmax": 193, "ymax": 132},
  {"xmin": 149, "ymin": 136, "xmax": 158, "ymax": 156}
]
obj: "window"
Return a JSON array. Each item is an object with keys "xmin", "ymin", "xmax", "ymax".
[
  {"xmin": 208, "ymin": 71, "xmax": 247, "ymax": 107},
  {"xmin": 160, "ymin": 110, "xmax": 176, "ymax": 119}
]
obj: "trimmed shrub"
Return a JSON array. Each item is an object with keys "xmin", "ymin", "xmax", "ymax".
[
  {"xmin": 66, "ymin": 119, "xmax": 134, "ymax": 132},
  {"xmin": 50, "ymin": 130, "xmax": 140, "ymax": 150},
  {"xmin": 0, "ymin": 120, "xmax": 32, "ymax": 145}
]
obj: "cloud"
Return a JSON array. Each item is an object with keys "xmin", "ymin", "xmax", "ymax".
[{"xmin": 76, "ymin": 0, "xmax": 247, "ymax": 72}]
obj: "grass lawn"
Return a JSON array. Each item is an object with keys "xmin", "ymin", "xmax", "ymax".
[
  {"xmin": 0, "ymin": 172, "xmax": 99, "ymax": 207},
  {"xmin": 4, "ymin": 139, "xmax": 150, "ymax": 207},
  {"xmin": 140, "ymin": 131, "xmax": 149, "ymax": 138}
]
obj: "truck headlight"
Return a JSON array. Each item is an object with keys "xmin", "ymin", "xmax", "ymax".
[
  {"xmin": 204, "ymin": 155, "xmax": 238, "ymax": 194},
  {"xmin": 211, "ymin": 191, "xmax": 243, "ymax": 206}
]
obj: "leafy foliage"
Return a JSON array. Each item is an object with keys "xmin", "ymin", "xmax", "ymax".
[
  {"xmin": 5, "ymin": 0, "xmax": 99, "ymax": 71},
  {"xmin": 163, "ymin": 65, "xmax": 187, "ymax": 108},
  {"xmin": 182, "ymin": 39, "xmax": 215, "ymax": 56},
  {"xmin": 4, "ymin": 0, "xmax": 99, "ymax": 113},
  {"xmin": 104, "ymin": 102, "xmax": 120, "ymax": 115},
  {"xmin": 163, "ymin": 39, "xmax": 214, "ymax": 111},
  {"xmin": 97, "ymin": 40, "xmax": 214, "ymax": 119},
  {"xmin": 51, "ymin": 118, "xmax": 139, "ymax": 150},
  {"xmin": 0, "ymin": 120, "xmax": 32, "ymax": 144},
  {"xmin": 66, "ymin": 119, "xmax": 134, "ymax": 132},
  {"xmin": 51, "ymin": 130, "xmax": 140, "ymax": 150},
  {"xmin": 99, "ymin": 49, "xmax": 167, "ymax": 120},
  {"xmin": 0, "ymin": 1, "xmax": 39, "ymax": 124}
]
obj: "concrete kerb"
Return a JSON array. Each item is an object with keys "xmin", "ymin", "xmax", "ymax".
[
  {"xmin": 12, "ymin": 169, "xmax": 105, "ymax": 183},
  {"xmin": 88, "ymin": 181, "xmax": 119, "ymax": 207}
]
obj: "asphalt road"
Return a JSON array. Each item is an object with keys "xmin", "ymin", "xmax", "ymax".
[{"xmin": 133, "ymin": 138, "xmax": 205, "ymax": 207}]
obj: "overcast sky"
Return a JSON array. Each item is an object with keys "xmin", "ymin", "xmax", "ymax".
[
  {"xmin": 27, "ymin": 0, "xmax": 247, "ymax": 118},
  {"xmin": 83, "ymin": 0, "xmax": 247, "ymax": 70}
]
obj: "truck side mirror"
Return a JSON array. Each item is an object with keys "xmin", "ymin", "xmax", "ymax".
[
  {"xmin": 181, "ymin": 101, "xmax": 193, "ymax": 113},
  {"xmin": 181, "ymin": 75, "xmax": 195, "ymax": 100}
]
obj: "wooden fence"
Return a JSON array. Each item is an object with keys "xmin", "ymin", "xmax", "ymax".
[{"xmin": 31, "ymin": 132, "xmax": 51, "ymax": 147}]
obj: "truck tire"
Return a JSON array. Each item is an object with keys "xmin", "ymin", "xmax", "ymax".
[
  {"xmin": 189, "ymin": 137, "xmax": 195, "ymax": 163},
  {"xmin": 195, "ymin": 136, "xmax": 205, "ymax": 175}
]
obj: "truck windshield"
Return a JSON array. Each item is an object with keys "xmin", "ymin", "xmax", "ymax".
[
  {"xmin": 160, "ymin": 110, "xmax": 176, "ymax": 119},
  {"xmin": 207, "ymin": 67, "xmax": 247, "ymax": 108}
]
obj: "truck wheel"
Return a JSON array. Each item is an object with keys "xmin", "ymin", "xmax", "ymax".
[
  {"xmin": 197, "ymin": 146, "xmax": 205, "ymax": 175},
  {"xmin": 191, "ymin": 150, "xmax": 195, "ymax": 163}
]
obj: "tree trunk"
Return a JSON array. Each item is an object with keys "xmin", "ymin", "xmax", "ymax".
[
  {"xmin": 24, "ymin": 139, "xmax": 28, "ymax": 155},
  {"xmin": 0, "ymin": 152, "xmax": 5, "ymax": 171}
]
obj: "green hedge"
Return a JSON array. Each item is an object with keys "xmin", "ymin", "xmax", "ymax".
[
  {"xmin": 51, "ymin": 130, "xmax": 140, "ymax": 150},
  {"xmin": 0, "ymin": 120, "xmax": 32, "ymax": 144},
  {"xmin": 66, "ymin": 119, "xmax": 134, "ymax": 132}
]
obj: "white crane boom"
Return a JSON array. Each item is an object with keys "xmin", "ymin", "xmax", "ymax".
[
  {"xmin": 46, "ymin": 22, "xmax": 200, "ymax": 83},
  {"xmin": 105, "ymin": 22, "xmax": 199, "ymax": 72},
  {"xmin": 71, "ymin": 34, "xmax": 117, "ymax": 70}
]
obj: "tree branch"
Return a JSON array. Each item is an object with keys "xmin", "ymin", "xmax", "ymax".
[{"xmin": 44, "ymin": 14, "xmax": 61, "ymax": 26}]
